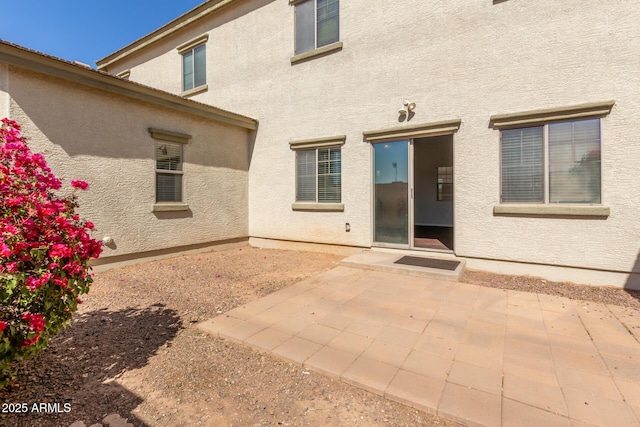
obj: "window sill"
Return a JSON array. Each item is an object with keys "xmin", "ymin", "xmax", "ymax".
[
  {"xmin": 181, "ymin": 85, "xmax": 208, "ymax": 97},
  {"xmin": 291, "ymin": 42, "xmax": 343, "ymax": 65},
  {"xmin": 292, "ymin": 202, "xmax": 344, "ymax": 212},
  {"xmin": 493, "ymin": 204, "xmax": 610, "ymax": 218},
  {"xmin": 152, "ymin": 203, "xmax": 189, "ymax": 212}
]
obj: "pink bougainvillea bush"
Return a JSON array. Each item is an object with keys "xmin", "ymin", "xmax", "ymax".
[{"xmin": 0, "ymin": 118, "xmax": 101, "ymax": 384}]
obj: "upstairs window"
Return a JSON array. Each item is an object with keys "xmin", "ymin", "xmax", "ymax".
[
  {"xmin": 177, "ymin": 34, "xmax": 209, "ymax": 94},
  {"xmin": 295, "ymin": 0, "xmax": 340, "ymax": 55},
  {"xmin": 182, "ymin": 44, "xmax": 206, "ymax": 92}
]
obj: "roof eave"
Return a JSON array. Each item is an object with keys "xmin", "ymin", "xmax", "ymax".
[
  {"xmin": 96, "ymin": 0, "xmax": 239, "ymax": 71},
  {"xmin": 0, "ymin": 42, "xmax": 257, "ymax": 131}
]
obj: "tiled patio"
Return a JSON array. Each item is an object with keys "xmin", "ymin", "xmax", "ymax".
[{"xmin": 198, "ymin": 262, "xmax": 640, "ymax": 427}]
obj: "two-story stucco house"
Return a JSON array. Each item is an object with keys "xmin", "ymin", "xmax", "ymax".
[
  {"xmin": 3, "ymin": 0, "xmax": 639, "ymax": 289},
  {"xmin": 94, "ymin": 0, "xmax": 640, "ymax": 288}
]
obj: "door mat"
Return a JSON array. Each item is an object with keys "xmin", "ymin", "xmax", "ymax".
[{"xmin": 394, "ymin": 256, "xmax": 460, "ymax": 271}]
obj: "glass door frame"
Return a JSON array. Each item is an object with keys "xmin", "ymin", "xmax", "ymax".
[{"xmin": 370, "ymin": 139, "xmax": 415, "ymax": 249}]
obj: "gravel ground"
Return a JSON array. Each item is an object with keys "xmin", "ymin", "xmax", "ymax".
[{"xmin": 1, "ymin": 246, "xmax": 638, "ymax": 426}]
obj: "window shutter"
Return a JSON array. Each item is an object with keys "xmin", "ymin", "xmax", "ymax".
[
  {"xmin": 296, "ymin": 150, "xmax": 317, "ymax": 201},
  {"xmin": 501, "ymin": 127, "xmax": 544, "ymax": 203},
  {"xmin": 549, "ymin": 119, "xmax": 601, "ymax": 203},
  {"xmin": 295, "ymin": 0, "xmax": 315, "ymax": 55},
  {"xmin": 316, "ymin": 0, "xmax": 339, "ymax": 48}
]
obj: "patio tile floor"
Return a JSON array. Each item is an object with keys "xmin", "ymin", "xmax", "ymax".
[{"xmin": 199, "ymin": 261, "xmax": 640, "ymax": 427}]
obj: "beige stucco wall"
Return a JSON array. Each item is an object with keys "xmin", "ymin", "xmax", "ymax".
[
  {"xmin": 0, "ymin": 63, "xmax": 8, "ymax": 118},
  {"xmin": 6, "ymin": 65, "xmax": 250, "ymax": 263},
  {"xmin": 103, "ymin": 0, "xmax": 640, "ymax": 284}
]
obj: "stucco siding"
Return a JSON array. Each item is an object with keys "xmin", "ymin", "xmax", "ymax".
[
  {"xmin": 0, "ymin": 63, "xmax": 8, "ymax": 118},
  {"xmin": 6, "ymin": 65, "xmax": 249, "ymax": 262},
  {"xmin": 103, "ymin": 0, "xmax": 640, "ymax": 279}
]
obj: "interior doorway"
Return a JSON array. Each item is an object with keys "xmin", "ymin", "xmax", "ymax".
[{"xmin": 413, "ymin": 135, "xmax": 454, "ymax": 251}]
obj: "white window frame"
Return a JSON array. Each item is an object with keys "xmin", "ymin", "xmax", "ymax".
[
  {"xmin": 295, "ymin": 147, "xmax": 342, "ymax": 203},
  {"xmin": 177, "ymin": 34, "xmax": 209, "ymax": 95},
  {"xmin": 289, "ymin": 135, "xmax": 345, "ymax": 211},
  {"xmin": 292, "ymin": 0, "xmax": 340, "ymax": 56},
  {"xmin": 499, "ymin": 119, "xmax": 602, "ymax": 205},
  {"xmin": 149, "ymin": 128, "xmax": 191, "ymax": 212},
  {"xmin": 490, "ymin": 101, "xmax": 614, "ymax": 217},
  {"xmin": 155, "ymin": 142, "xmax": 184, "ymax": 203}
]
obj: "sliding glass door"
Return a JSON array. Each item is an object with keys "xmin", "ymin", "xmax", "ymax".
[{"xmin": 373, "ymin": 140, "xmax": 410, "ymax": 246}]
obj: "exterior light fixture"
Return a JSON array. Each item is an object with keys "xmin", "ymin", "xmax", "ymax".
[{"xmin": 398, "ymin": 99, "xmax": 416, "ymax": 115}]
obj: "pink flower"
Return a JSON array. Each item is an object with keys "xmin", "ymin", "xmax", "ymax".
[
  {"xmin": 22, "ymin": 313, "xmax": 45, "ymax": 332},
  {"xmin": 0, "ymin": 321, "xmax": 6, "ymax": 333},
  {"xmin": 21, "ymin": 335, "xmax": 40, "ymax": 347},
  {"xmin": 49, "ymin": 243, "xmax": 73, "ymax": 259},
  {"xmin": 71, "ymin": 180, "xmax": 89, "ymax": 190},
  {"xmin": 5, "ymin": 262, "xmax": 18, "ymax": 272},
  {"xmin": 0, "ymin": 242, "xmax": 11, "ymax": 257},
  {"xmin": 53, "ymin": 277, "xmax": 68, "ymax": 288},
  {"xmin": 25, "ymin": 273, "xmax": 51, "ymax": 291}
]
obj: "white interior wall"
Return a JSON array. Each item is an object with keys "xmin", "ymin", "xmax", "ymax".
[{"xmin": 414, "ymin": 136, "xmax": 454, "ymax": 227}]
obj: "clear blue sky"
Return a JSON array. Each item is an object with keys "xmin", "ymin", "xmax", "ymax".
[{"xmin": 0, "ymin": 1, "xmax": 204, "ymax": 67}]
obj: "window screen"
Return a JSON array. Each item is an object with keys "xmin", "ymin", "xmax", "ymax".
[
  {"xmin": 294, "ymin": 0, "xmax": 339, "ymax": 55},
  {"xmin": 183, "ymin": 44, "xmax": 206, "ymax": 91},
  {"xmin": 549, "ymin": 119, "xmax": 601, "ymax": 204},
  {"xmin": 296, "ymin": 147, "xmax": 341, "ymax": 203},
  {"xmin": 296, "ymin": 150, "xmax": 316, "ymax": 201},
  {"xmin": 295, "ymin": 0, "xmax": 315, "ymax": 55},
  {"xmin": 156, "ymin": 142, "xmax": 183, "ymax": 203},
  {"xmin": 316, "ymin": 0, "xmax": 339, "ymax": 48},
  {"xmin": 317, "ymin": 147, "xmax": 341, "ymax": 203},
  {"xmin": 501, "ymin": 127, "xmax": 544, "ymax": 203}
]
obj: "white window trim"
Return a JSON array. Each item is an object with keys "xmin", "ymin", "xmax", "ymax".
[
  {"xmin": 290, "ymin": 135, "xmax": 345, "ymax": 211},
  {"xmin": 149, "ymin": 128, "xmax": 190, "ymax": 212}
]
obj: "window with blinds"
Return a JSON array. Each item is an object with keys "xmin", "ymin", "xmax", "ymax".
[
  {"xmin": 500, "ymin": 119, "xmax": 601, "ymax": 204},
  {"xmin": 182, "ymin": 44, "xmax": 206, "ymax": 92},
  {"xmin": 295, "ymin": 0, "xmax": 339, "ymax": 55},
  {"xmin": 437, "ymin": 166, "xmax": 454, "ymax": 201},
  {"xmin": 156, "ymin": 142, "xmax": 183, "ymax": 203},
  {"xmin": 501, "ymin": 127, "xmax": 544, "ymax": 203},
  {"xmin": 296, "ymin": 147, "xmax": 341, "ymax": 203}
]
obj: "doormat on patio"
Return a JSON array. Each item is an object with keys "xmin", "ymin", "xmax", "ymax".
[{"xmin": 394, "ymin": 256, "xmax": 460, "ymax": 271}]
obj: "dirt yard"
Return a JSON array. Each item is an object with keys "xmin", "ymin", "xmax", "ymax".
[
  {"xmin": 0, "ymin": 247, "xmax": 461, "ymax": 427},
  {"xmin": 1, "ymin": 246, "xmax": 638, "ymax": 426}
]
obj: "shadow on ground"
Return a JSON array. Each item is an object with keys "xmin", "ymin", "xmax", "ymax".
[
  {"xmin": 0, "ymin": 304, "xmax": 182, "ymax": 427},
  {"xmin": 624, "ymin": 250, "xmax": 640, "ymax": 302}
]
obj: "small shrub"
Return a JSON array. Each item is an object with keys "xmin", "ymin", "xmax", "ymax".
[{"xmin": 0, "ymin": 118, "xmax": 102, "ymax": 385}]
